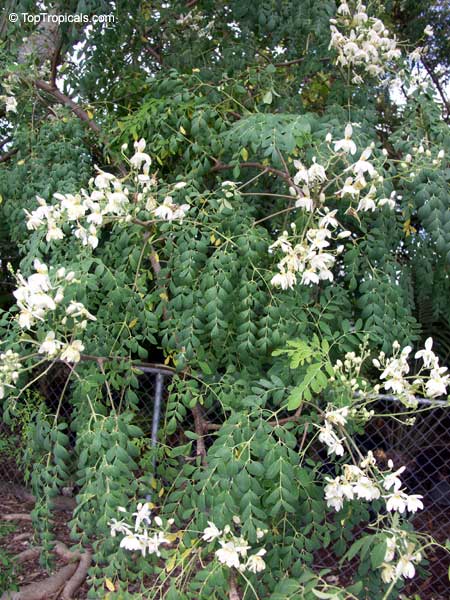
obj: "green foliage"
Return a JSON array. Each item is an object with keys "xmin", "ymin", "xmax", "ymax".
[
  {"xmin": 1, "ymin": 0, "xmax": 449, "ymax": 597},
  {"xmin": 0, "ymin": 522, "xmax": 19, "ymax": 593}
]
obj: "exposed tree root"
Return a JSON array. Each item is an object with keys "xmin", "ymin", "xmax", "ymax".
[
  {"xmin": 1, "ymin": 513, "xmax": 32, "ymax": 521},
  {"xmin": 60, "ymin": 549, "xmax": 92, "ymax": 600},
  {"xmin": 0, "ymin": 563, "xmax": 77, "ymax": 600},
  {"xmin": 13, "ymin": 547, "xmax": 42, "ymax": 564},
  {"xmin": 11, "ymin": 532, "xmax": 31, "ymax": 543},
  {"xmin": 2, "ymin": 541, "xmax": 91, "ymax": 600}
]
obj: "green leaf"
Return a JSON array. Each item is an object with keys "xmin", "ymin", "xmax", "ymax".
[
  {"xmin": 287, "ymin": 363, "xmax": 325, "ymax": 410},
  {"xmin": 262, "ymin": 90, "xmax": 273, "ymax": 105},
  {"xmin": 371, "ymin": 540, "xmax": 387, "ymax": 569}
]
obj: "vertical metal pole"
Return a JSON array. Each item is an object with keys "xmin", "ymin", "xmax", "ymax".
[{"xmin": 147, "ymin": 373, "xmax": 164, "ymax": 501}]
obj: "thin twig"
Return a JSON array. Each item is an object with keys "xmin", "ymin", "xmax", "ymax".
[
  {"xmin": 211, "ymin": 160, "xmax": 292, "ymax": 185},
  {"xmin": 0, "ymin": 148, "xmax": 18, "ymax": 163}
]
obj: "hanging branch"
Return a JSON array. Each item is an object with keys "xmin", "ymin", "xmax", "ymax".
[
  {"xmin": 211, "ymin": 159, "xmax": 293, "ymax": 185},
  {"xmin": 0, "ymin": 147, "xmax": 18, "ymax": 163},
  {"xmin": 421, "ymin": 57, "xmax": 450, "ymax": 120},
  {"xmin": 34, "ymin": 80, "xmax": 101, "ymax": 134}
]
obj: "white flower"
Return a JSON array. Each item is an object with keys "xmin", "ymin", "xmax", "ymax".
[
  {"xmin": 406, "ymin": 494, "xmax": 424, "ymax": 513},
  {"xmin": 385, "ymin": 490, "xmax": 408, "ymax": 513},
  {"xmin": 202, "ymin": 521, "xmax": 222, "ymax": 542},
  {"xmin": 61, "ymin": 340, "xmax": 84, "ymax": 363},
  {"xmin": 246, "ymin": 549, "xmax": 267, "ymax": 573},
  {"xmin": 295, "ymin": 194, "xmax": 314, "ymax": 212},
  {"xmin": 173, "ymin": 181, "xmax": 187, "ymax": 190},
  {"xmin": 46, "ymin": 224, "xmax": 64, "ymax": 242},
  {"xmin": 153, "ymin": 197, "xmax": 190, "ymax": 221},
  {"xmin": 293, "ymin": 160, "xmax": 309, "ymax": 185},
  {"xmin": 87, "ymin": 225, "xmax": 99, "ymax": 249},
  {"xmin": 415, "ymin": 337, "xmax": 437, "ymax": 368},
  {"xmin": 381, "ymin": 563, "xmax": 396, "ymax": 583},
  {"xmin": 424, "ymin": 25, "xmax": 434, "ymax": 37},
  {"xmin": 25, "ymin": 206, "xmax": 47, "ymax": 230},
  {"xmin": 270, "ymin": 271, "xmax": 296, "ymax": 290},
  {"xmin": 94, "ymin": 169, "xmax": 116, "ymax": 189},
  {"xmin": 380, "ymin": 369, "xmax": 407, "ymax": 395},
  {"xmin": 353, "ymin": 476, "xmax": 380, "ymax": 501},
  {"xmin": 215, "ymin": 540, "xmax": 242, "ymax": 568},
  {"xmin": 318, "ymin": 209, "xmax": 339, "ymax": 229},
  {"xmin": 104, "ymin": 191, "xmax": 129, "ymax": 215},
  {"xmin": 233, "ymin": 537, "xmax": 251, "ymax": 558},
  {"xmin": 324, "ymin": 476, "xmax": 349, "ymax": 511},
  {"xmin": 337, "ymin": 2, "xmax": 350, "ymax": 16},
  {"xmin": 39, "ymin": 331, "xmax": 61, "ymax": 356},
  {"xmin": 378, "ymin": 191, "xmax": 396, "ymax": 209},
  {"xmin": 352, "ymin": 149, "xmax": 376, "ymax": 178},
  {"xmin": 357, "ymin": 194, "xmax": 377, "ymax": 212},
  {"xmin": 426, "ymin": 365, "xmax": 449, "ymax": 398},
  {"xmin": 130, "ymin": 151, "xmax": 152, "ymax": 170},
  {"xmin": 337, "ymin": 177, "xmax": 359, "ymax": 198},
  {"xmin": 299, "ymin": 268, "xmax": 317, "ymax": 286},
  {"xmin": 325, "ymin": 406, "xmax": 349, "ymax": 427},
  {"xmin": 333, "ymin": 124, "xmax": 357, "ymax": 155},
  {"xmin": 384, "ymin": 536, "xmax": 397, "ymax": 563},
  {"xmin": 145, "ymin": 531, "xmax": 169, "ymax": 557},
  {"xmin": 5, "ymin": 96, "xmax": 17, "ymax": 113},
  {"xmin": 120, "ymin": 533, "xmax": 143, "ymax": 553},
  {"xmin": 395, "ymin": 555, "xmax": 416, "ymax": 579},
  {"xmin": 132, "ymin": 502, "xmax": 151, "ymax": 531},
  {"xmin": 360, "ymin": 452, "xmax": 376, "ymax": 469},
  {"xmin": 308, "ymin": 158, "xmax": 327, "ymax": 184},
  {"xmin": 319, "ymin": 422, "xmax": 345, "ymax": 456},
  {"xmin": 383, "ymin": 466, "xmax": 406, "ymax": 492},
  {"xmin": 110, "ymin": 518, "xmax": 131, "ymax": 537},
  {"xmin": 66, "ymin": 301, "xmax": 96, "ymax": 321}
]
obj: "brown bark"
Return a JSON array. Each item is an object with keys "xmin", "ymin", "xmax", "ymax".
[
  {"xmin": 0, "ymin": 563, "xmax": 78, "ymax": 600},
  {"xmin": 192, "ymin": 403, "xmax": 208, "ymax": 465}
]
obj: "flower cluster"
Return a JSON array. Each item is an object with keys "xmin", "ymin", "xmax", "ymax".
[
  {"xmin": 329, "ymin": 1, "xmax": 401, "ymax": 82},
  {"xmin": 329, "ymin": 125, "xmax": 396, "ymax": 212},
  {"xmin": 25, "ymin": 139, "xmax": 190, "ymax": 250},
  {"xmin": 110, "ymin": 502, "xmax": 173, "ymax": 558},
  {"xmin": 373, "ymin": 338, "xmax": 449, "ymax": 402},
  {"xmin": 318, "ymin": 405, "xmax": 349, "ymax": 456},
  {"xmin": 202, "ymin": 519, "xmax": 267, "ymax": 573},
  {"xmin": 12, "ymin": 260, "xmax": 91, "ymax": 364},
  {"xmin": 0, "ymin": 350, "xmax": 21, "ymax": 399},
  {"xmin": 1, "ymin": 81, "xmax": 18, "ymax": 113},
  {"xmin": 380, "ymin": 534, "xmax": 422, "ymax": 583},
  {"xmin": 269, "ymin": 124, "xmax": 398, "ymax": 290},
  {"xmin": 1, "ymin": 94, "xmax": 17, "ymax": 113},
  {"xmin": 269, "ymin": 210, "xmax": 349, "ymax": 289},
  {"xmin": 324, "ymin": 454, "xmax": 423, "ymax": 515}
]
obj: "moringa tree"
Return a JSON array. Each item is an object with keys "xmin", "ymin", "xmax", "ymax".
[{"xmin": 0, "ymin": 1, "xmax": 449, "ymax": 598}]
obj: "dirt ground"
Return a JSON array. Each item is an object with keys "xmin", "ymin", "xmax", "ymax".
[
  {"xmin": 0, "ymin": 485, "xmax": 90, "ymax": 598},
  {"xmin": 0, "ymin": 484, "xmax": 449, "ymax": 599}
]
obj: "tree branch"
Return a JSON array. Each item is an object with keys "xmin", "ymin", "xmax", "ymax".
[
  {"xmin": 421, "ymin": 57, "xmax": 450, "ymax": 119},
  {"xmin": 145, "ymin": 45, "xmax": 162, "ymax": 64},
  {"xmin": 211, "ymin": 160, "xmax": 292, "ymax": 185},
  {"xmin": 0, "ymin": 148, "xmax": 18, "ymax": 163},
  {"xmin": 34, "ymin": 80, "xmax": 101, "ymax": 134},
  {"xmin": 0, "ymin": 136, "xmax": 12, "ymax": 149},
  {"xmin": 192, "ymin": 403, "xmax": 208, "ymax": 465}
]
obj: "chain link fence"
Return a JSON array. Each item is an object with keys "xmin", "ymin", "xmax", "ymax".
[{"xmin": 0, "ymin": 365, "xmax": 448, "ymax": 596}]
